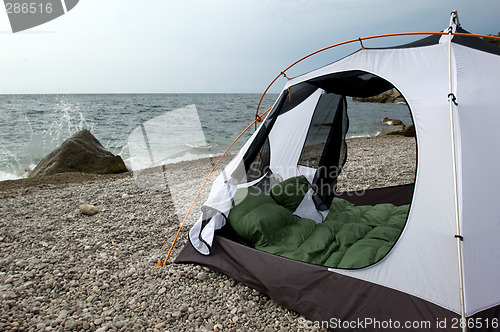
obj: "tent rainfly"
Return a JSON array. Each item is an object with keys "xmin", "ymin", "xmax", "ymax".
[{"xmin": 176, "ymin": 12, "xmax": 500, "ymax": 331}]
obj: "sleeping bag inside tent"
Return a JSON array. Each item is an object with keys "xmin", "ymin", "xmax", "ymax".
[{"xmin": 176, "ymin": 13, "xmax": 500, "ymax": 329}]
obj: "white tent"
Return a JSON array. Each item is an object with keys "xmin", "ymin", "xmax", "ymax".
[{"xmin": 178, "ymin": 12, "xmax": 500, "ymax": 329}]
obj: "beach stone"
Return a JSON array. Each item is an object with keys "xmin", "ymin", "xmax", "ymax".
[
  {"xmin": 155, "ymin": 322, "xmax": 167, "ymax": 329},
  {"xmin": 197, "ymin": 272, "xmax": 207, "ymax": 281},
  {"xmin": 58, "ymin": 310, "xmax": 69, "ymax": 320},
  {"xmin": 64, "ymin": 319, "xmax": 80, "ymax": 330},
  {"xmin": 115, "ymin": 320, "xmax": 127, "ymax": 329},
  {"xmin": 15, "ymin": 259, "xmax": 26, "ymax": 267},
  {"xmin": 29, "ymin": 129, "xmax": 128, "ymax": 178},
  {"xmin": 0, "ymin": 284, "xmax": 12, "ymax": 291},
  {"xmin": 79, "ymin": 204, "xmax": 99, "ymax": 216},
  {"xmin": 1, "ymin": 291, "xmax": 17, "ymax": 300},
  {"xmin": 27, "ymin": 257, "xmax": 41, "ymax": 265}
]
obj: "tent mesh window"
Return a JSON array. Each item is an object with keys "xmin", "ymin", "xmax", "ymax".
[
  {"xmin": 298, "ymin": 93, "xmax": 348, "ymax": 167},
  {"xmin": 298, "ymin": 93, "xmax": 349, "ymax": 209},
  {"xmin": 244, "ymin": 137, "xmax": 270, "ymax": 183}
]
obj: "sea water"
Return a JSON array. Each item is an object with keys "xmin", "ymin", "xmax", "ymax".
[{"xmin": 0, "ymin": 94, "xmax": 412, "ymax": 181}]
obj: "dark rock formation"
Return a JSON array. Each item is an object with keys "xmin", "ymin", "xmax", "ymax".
[
  {"xmin": 403, "ymin": 124, "xmax": 415, "ymax": 137},
  {"xmin": 382, "ymin": 117, "xmax": 405, "ymax": 126},
  {"xmin": 353, "ymin": 89, "xmax": 405, "ymax": 103},
  {"xmin": 379, "ymin": 118, "xmax": 416, "ymax": 138},
  {"xmin": 380, "ymin": 125, "xmax": 405, "ymax": 136},
  {"xmin": 29, "ymin": 130, "xmax": 128, "ymax": 178}
]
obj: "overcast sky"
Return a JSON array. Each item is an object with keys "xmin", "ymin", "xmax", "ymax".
[{"xmin": 0, "ymin": 0, "xmax": 499, "ymax": 94}]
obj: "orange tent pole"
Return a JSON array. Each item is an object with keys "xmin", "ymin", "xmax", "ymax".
[{"xmin": 255, "ymin": 31, "xmax": 500, "ymax": 117}]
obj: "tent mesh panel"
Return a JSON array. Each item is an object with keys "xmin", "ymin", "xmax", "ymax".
[
  {"xmin": 298, "ymin": 93, "xmax": 344, "ymax": 167},
  {"xmin": 297, "ymin": 93, "xmax": 349, "ymax": 210},
  {"xmin": 245, "ymin": 137, "xmax": 271, "ymax": 183}
]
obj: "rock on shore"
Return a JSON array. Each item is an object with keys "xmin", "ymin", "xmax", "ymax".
[
  {"xmin": 352, "ymin": 89, "xmax": 405, "ymax": 104},
  {"xmin": 380, "ymin": 118, "xmax": 415, "ymax": 137},
  {"xmin": 29, "ymin": 130, "xmax": 128, "ymax": 178}
]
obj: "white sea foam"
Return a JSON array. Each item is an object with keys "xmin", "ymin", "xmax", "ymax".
[
  {"xmin": 347, "ymin": 132, "xmax": 381, "ymax": 139},
  {"xmin": 185, "ymin": 141, "xmax": 211, "ymax": 149},
  {"xmin": 0, "ymin": 170, "xmax": 21, "ymax": 182}
]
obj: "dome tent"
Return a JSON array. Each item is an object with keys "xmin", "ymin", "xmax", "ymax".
[{"xmin": 176, "ymin": 12, "xmax": 500, "ymax": 330}]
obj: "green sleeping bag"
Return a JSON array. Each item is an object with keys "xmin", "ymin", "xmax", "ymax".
[{"xmin": 227, "ymin": 176, "xmax": 409, "ymax": 269}]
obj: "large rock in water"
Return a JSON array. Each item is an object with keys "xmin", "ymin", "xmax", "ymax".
[
  {"xmin": 353, "ymin": 89, "xmax": 405, "ymax": 103},
  {"xmin": 29, "ymin": 130, "xmax": 128, "ymax": 178}
]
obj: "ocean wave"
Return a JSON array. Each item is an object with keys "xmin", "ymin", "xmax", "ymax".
[
  {"xmin": 347, "ymin": 132, "xmax": 381, "ymax": 139},
  {"xmin": 124, "ymin": 151, "xmax": 221, "ymax": 171},
  {"xmin": 185, "ymin": 141, "xmax": 211, "ymax": 149}
]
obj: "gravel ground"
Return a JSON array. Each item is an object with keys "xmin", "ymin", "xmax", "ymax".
[{"xmin": 0, "ymin": 136, "xmax": 416, "ymax": 331}]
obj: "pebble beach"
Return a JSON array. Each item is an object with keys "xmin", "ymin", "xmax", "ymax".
[{"xmin": 0, "ymin": 136, "xmax": 416, "ymax": 331}]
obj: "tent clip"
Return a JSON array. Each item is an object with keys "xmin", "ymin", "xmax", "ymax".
[
  {"xmin": 450, "ymin": 10, "xmax": 461, "ymax": 27},
  {"xmin": 359, "ymin": 37, "xmax": 365, "ymax": 50},
  {"xmin": 448, "ymin": 93, "xmax": 458, "ymax": 106},
  {"xmin": 455, "ymin": 234, "xmax": 464, "ymax": 241},
  {"xmin": 281, "ymin": 72, "xmax": 293, "ymax": 101}
]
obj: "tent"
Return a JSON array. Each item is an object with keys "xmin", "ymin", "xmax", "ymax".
[{"xmin": 176, "ymin": 12, "xmax": 500, "ymax": 330}]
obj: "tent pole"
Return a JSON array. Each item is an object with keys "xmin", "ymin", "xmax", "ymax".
[
  {"xmin": 447, "ymin": 11, "xmax": 466, "ymax": 331},
  {"xmin": 254, "ymin": 31, "xmax": 500, "ymax": 118}
]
